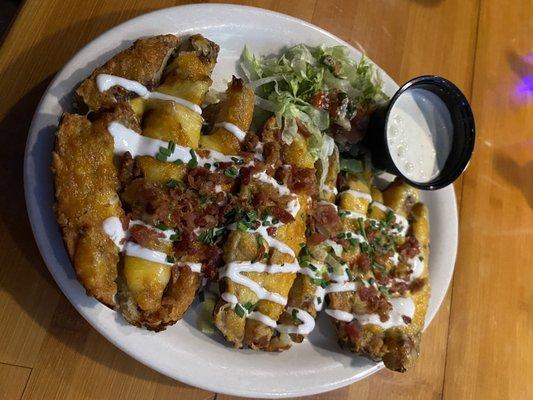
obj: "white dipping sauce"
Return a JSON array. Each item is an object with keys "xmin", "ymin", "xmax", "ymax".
[{"xmin": 387, "ymin": 88, "xmax": 453, "ymax": 183}]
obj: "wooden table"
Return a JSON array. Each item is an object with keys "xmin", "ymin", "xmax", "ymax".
[{"xmin": 0, "ymin": 1, "xmax": 531, "ymax": 399}]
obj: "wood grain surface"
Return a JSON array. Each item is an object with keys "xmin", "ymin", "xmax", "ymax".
[{"xmin": 0, "ymin": 0, "xmax": 530, "ymax": 399}]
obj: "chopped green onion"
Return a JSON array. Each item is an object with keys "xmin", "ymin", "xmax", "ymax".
[
  {"xmin": 166, "ymin": 255, "xmax": 176, "ymax": 264},
  {"xmin": 234, "ymin": 303, "xmax": 246, "ymax": 318},
  {"xmin": 188, "ymin": 149, "xmax": 198, "ymax": 168},
  {"xmin": 291, "ymin": 308, "xmax": 299, "ymax": 321},
  {"xmin": 155, "ymin": 223, "xmax": 169, "ymax": 231}
]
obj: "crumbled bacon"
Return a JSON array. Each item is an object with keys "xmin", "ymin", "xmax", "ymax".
[
  {"xmin": 268, "ymin": 206, "xmax": 294, "ymax": 224},
  {"xmin": 243, "ymin": 132, "xmax": 260, "ymax": 153},
  {"xmin": 266, "ymin": 226, "xmax": 277, "ymax": 236},
  {"xmin": 310, "ymin": 202, "xmax": 342, "ymax": 236},
  {"xmin": 202, "ymin": 246, "xmax": 223, "ymax": 279},
  {"xmin": 398, "ymin": 236, "xmax": 420, "ymax": 260},
  {"xmin": 310, "ymin": 91, "xmax": 330, "ymax": 110},
  {"xmin": 129, "ymin": 224, "xmax": 164, "ymax": 248},
  {"xmin": 402, "ymin": 315, "xmax": 412, "ymax": 324},
  {"xmin": 307, "ymin": 232, "xmax": 326, "ymax": 246},
  {"xmin": 390, "ymin": 280, "xmax": 408, "ymax": 295},
  {"xmin": 357, "ymin": 285, "xmax": 391, "ymax": 321},
  {"xmin": 263, "ymin": 141, "xmax": 281, "ymax": 168},
  {"xmin": 356, "ymin": 253, "xmax": 371, "ymax": 272},
  {"xmin": 289, "ymin": 167, "xmax": 318, "ymax": 195},
  {"xmin": 409, "ymin": 278, "xmax": 426, "ymax": 293},
  {"xmin": 118, "ymin": 152, "xmax": 134, "ymax": 188}
]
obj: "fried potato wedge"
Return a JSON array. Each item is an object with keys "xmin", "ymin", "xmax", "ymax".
[
  {"xmin": 200, "ymin": 76, "xmax": 255, "ymax": 154},
  {"xmin": 75, "ymin": 35, "xmax": 181, "ymax": 112},
  {"xmin": 52, "ymin": 104, "xmax": 139, "ymax": 306}
]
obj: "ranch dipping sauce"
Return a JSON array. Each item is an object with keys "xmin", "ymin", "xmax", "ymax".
[
  {"xmin": 386, "ymin": 88, "xmax": 454, "ymax": 183},
  {"xmin": 365, "ymin": 75, "xmax": 475, "ymax": 190}
]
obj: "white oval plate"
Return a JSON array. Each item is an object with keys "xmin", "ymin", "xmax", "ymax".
[{"xmin": 24, "ymin": 4, "xmax": 457, "ymax": 398}]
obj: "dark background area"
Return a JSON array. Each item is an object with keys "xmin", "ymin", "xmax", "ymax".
[{"xmin": 0, "ymin": 0, "xmax": 21, "ymax": 42}]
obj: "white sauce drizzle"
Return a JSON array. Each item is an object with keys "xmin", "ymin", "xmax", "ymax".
[
  {"xmin": 219, "ymin": 261, "xmax": 298, "ymax": 306},
  {"xmin": 96, "ymin": 74, "xmax": 203, "ymax": 114},
  {"xmin": 107, "ymin": 122, "xmax": 241, "ymax": 167},
  {"xmin": 214, "ymin": 122, "xmax": 247, "ymax": 142},
  {"xmin": 325, "ymin": 297, "xmax": 415, "ymax": 329},
  {"xmin": 101, "ymin": 216, "xmax": 200, "ymax": 271},
  {"xmin": 276, "ymin": 307, "xmax": 315, "ymax": 335},
  {"xmin": 325, "ymin": 309, "xmax": 354, "ymax": 322},
  {"xmin": 409, "ymin": 257, "xmax": 424, "ymax": 280}
]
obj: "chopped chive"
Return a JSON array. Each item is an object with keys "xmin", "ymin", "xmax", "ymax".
[
  {"xmin": 308, "ymin": 264, "xmax": 317, "ymax": 271},
  {"xmin": 168, "ymin": 141, "xmax": 176, "ymax": 153},
  {"xmin": 234, "ymin": 303, "xmax": 246, "ymax": 318},
  {"xmin": 204, "ymin": 162, "xmax": 211, "ymax": 169},
  {"xmin": 166, "ymin": 179, "xmax": 179, "ymax": 189},
  {"xmin": 236, "ymin": 221, "xmax": 249, "ymax": 231},
  {"xmin": 271, "ymin": 218, "xmax": 279, "ymax": 225},
  {"xmin": 174, "ymin": 159, "xmax": 184, "ymax": 166},
  {"xmin": 317, "ymin": 297, "xmax": 322, "ymax": 304},
  {"xmin": 169, "ymin": 232, "xmax": 181, "ymax": 242},
  {"xmin": 224, "ymin": 166, "xmax": 238, "ymax": 178},
  {"xmin": 188, "ymin": 149, "xmax": 198, "ymax": 168},
  {"xmin": 156, "ymin": 153, "xmax": 168, "ymax": 162},
  {"xmin": 198, "ymin": 291, "xmax": 205, "ymax": 303},
  {"xmin": 159, "ymin": 146, "xmax": 171, "ymax": 157},
  {"xmin": 166, "ymin": 255, "xmax": 176, "ymax": 264},
  {"xmin": 243, "ymin": 301, "xmax": 258, "ymax": 312},
  {"xmin": 155, "ymin": 223, "xmax": 169, "ymax": 231},
  {"xmin": 291, "ymin": 308, "xmax": 299, "ymax": 321}
]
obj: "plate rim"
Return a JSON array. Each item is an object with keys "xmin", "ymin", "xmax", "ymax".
[{"xmin": 23, "ymin": 3, "xmax": 458, "ymax": 398}]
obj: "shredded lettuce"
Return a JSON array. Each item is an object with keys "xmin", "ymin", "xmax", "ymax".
[{"xmin": 240, "ymin": 44, "xmax": 387, "ymax": 161}]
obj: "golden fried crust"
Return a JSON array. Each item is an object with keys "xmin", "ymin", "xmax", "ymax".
[
  {"xmin": 120, "ymin": 265, "xmax": 202, "ymax": 331},
  {"xmin": 329, "ymin": 180, "xmax": 429, "ymax": 372},
  {"xmin": 199, "ymin": 77, "xmax": 255, "ymax": 154},
  {"xmin": 75, "ymin": 34, "xmax": 181, "ymax": 112},
  {"xmin": 52, "ymin": 110, "xmax": 127, "ymax": 307}
]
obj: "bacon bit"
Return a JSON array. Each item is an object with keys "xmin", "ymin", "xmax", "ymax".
[
  {"xmin": 120, "ymin": 214, "xmax": 131, "ymax": 231},
  {"xmin": 196, "ymin": 149, "xmax": 211, "ymax": 158},
  {"xmin": 390, "ymin": 280, "xmax": 408, "ymax": 295},
  {"xmin": 266, "ymin": 226, "xmax": 277, "ymax": 236},
  {"xmin": 269, "ymin": 206, "xmax": 295, "ymax": 224},
  {"xmin": 289, "ymin": 167, "xmax": 318, "ymax": 195},
  {"xmin": 243, "ymin": 132, "xmax": 260, "ymax": 153},
  {"xmin": 202, "ymin": 246, "xmax": 223, "ymax": 280},
  {"xmin": 307, "ymin": 232, "xmax": 326, "ymax": 246},
  {"xmin": 310, "ymin": 202, "xmax": 342, "ymax": 234},
  {"xmin": 358, "ymin": 285, "xmax": 391, "ymax": 321},
  {"xmin": 264, "ymin": 141, "xmax": 281, "ymax": 167},
  {"xmin": 402, "ymin": 315, "xmax": 412, "ymax": 324},
  {"xmin": 409, "ymin": 278, "xmax": 426, "ymax": 293},
  {"xmin": 357, "ymin": 285, "xmax": 378, "ymax": 302},
  {"xmin": 398, "ymin": 236, "xmax": 420, "ymax": 260},
  {"xmin": 118, "ymin": 152, "xmax": 134, "ymax": 188},
  {"xmin": 344, "ymin": 320, "xmax": 361, "ymax": 341},
  {"xmin": 356, "ymin": 253, "xmax": 371, "ymax": 272},
  {"xmin": 310, "ymin": 91, "xmax": 330, "ymax": 110},
  {"xmin": 239, "ymin": 166, "xmax": 253, "ymax": 185},
  {"xmin": 129, "ymin": 224, "xmax": 164, "ymax": 248}
]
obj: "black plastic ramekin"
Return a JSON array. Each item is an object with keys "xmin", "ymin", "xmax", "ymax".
[{"xmin": 364, "ymin": 75, "xmax": 475, "ymax": 190}]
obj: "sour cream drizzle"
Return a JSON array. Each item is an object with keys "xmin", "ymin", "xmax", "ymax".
[
  {"xmin": 101, "ymin": 216, "xmax": 200, "ymax": 272},
  {"xmin": 325, "ymin": 297, "xmax": 415, "ymax": 329},
  {"xmin": 107, "ymin": 122, "xmax": 241, "ymax": 167},
  {"xmin": 214, "ymin": 122, "xmax": 247, "ymax": 142},
  {"xmin": 96, "ymin": 74, "xmax": 203, "ymax": 114}
]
